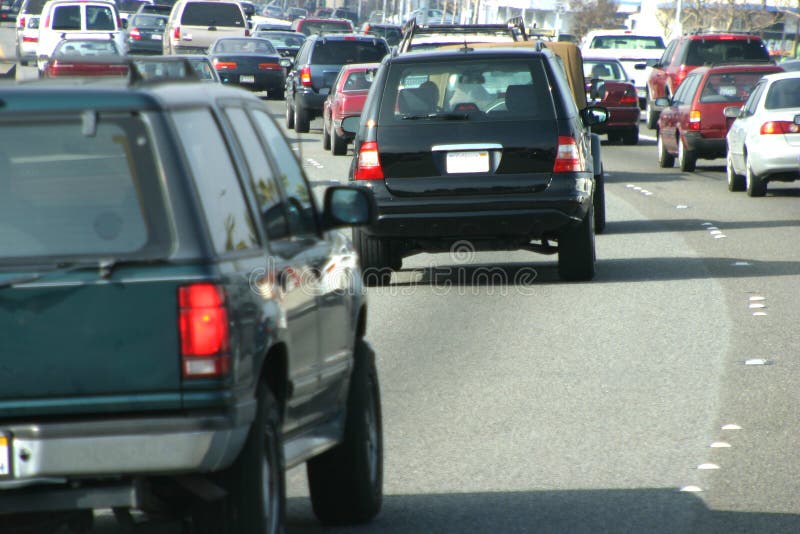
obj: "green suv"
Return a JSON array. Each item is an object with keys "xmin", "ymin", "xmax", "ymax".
[{"xmin": 0, "ymin": 76, "xmax": 381, "ymax": 532}]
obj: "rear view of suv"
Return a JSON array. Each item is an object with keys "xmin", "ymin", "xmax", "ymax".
[
  {"xmin": 163, "ymin": 0, "xmax": 248, "ymax": 54},
  {"xmin": 285, "ymin": 33, "xmax": 389, "ymax": 132},
  {"xmin": 644, "ymin": 32, "xmax": 772, "ymax": 128},
  {"xmin": 15, "ymin": 0, "xmax": 49, "ymax": 65}
]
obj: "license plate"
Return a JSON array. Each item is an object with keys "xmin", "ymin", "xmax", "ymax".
[
  {"xmin": 0, "ymin": 434, "xmax": 11, "ymax": 477},
  {"xmin": 719, "ymin": 86, "xmax": 737, "ymax": 97},
  {"xmin": 240, "ymin": 75, "xmax": 255, "ymax": 84},
  {"xmin": 446, "ymin": 151, "xmax": 489, "ymax": 174},
  {"xmin": 151, "ymin": 34, "xmax": 162, "ymax": 40}
]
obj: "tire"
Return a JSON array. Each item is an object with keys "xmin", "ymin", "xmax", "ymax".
[
  {"xmin": 294, "ymin": 102, "xmax": 310, "ymax": 133},
  {"xmin": 285, "ymin": 98, "xmax": 295, "ymax": 129},
  {"xmin": 607, "ymin": 131, "xmax": 622, "ymax": 144},
  {"xmin": 593, "ymin": 170, "xmax": 606, "ymax": 235},
  {"xmin": 271, "ymin": 88, "xmax": 285, "ymax": 101},
  {"xmin": 558, "ymin": 204, "xmax": 596, "ymax": 282},
  {"xmin": 657, "ymin": 131, "xmax": 674, "ymax": 168},
  {"xmin": 727, "ymin": 150, "xmax": 745, "ymax": 192},
  {"xmin": 307, "ymin": 339, "xmax": 383, "ymax": 525},
  {"xmin": 353, "ymin": 228, "xmax": 397, "ymax": 287},
  {"xmin": 194, "ymin": 383, "xmax": 285, "ymax": 534},
  {"xmin": 646, "ymin": 93, "xmax": 659, "ymax": 130},
  {"xmin": 331, "ymin": 126, "xmax": 348, "ymax": 155},
  {"xmin": 745, "ymin": 154, "xmax": 766, "ymax": 197},
  {"xmin": 677, "ymin": 135, "xmax": 696, "ymax": 172},
  {"xmin": 322, "ymin": 119, "xmax": 331, "ymax": 150},
  {"xmin": 622, "ymin": 126, "xmax": 639, "ymax": 146}
]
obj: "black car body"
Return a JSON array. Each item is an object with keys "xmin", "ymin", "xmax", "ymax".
[
  {"xmin": 125, "ymin": 13, "xmax": 168, "ymax": 54},
  {"xmin": 209, "ymin": 36, "xmax": 286, "ymax": 97},
  {"xmin": 348, "ymin": 46, "xmax": 607, "ymax": 282},
  {"xmin": 285, "ymin": 33, "xmax": 389, "ymax": 132}
]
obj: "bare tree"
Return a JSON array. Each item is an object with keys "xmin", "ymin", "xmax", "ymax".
[{"xmin": 567, "ymin": 0, "xmax": 623, "ymax": 40}]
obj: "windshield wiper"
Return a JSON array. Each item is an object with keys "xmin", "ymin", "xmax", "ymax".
[{"xmin": 400, "ymin": 112, "xmax": 471, "ymax": 121}]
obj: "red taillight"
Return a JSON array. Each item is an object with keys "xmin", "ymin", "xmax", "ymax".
[
  {"xmin": 18, "ymin": 16, "xmax": 25, "ymax": 29},
  {"xmin": 44, "ymin": 15, "xmax": 50, "ymax": 27},
  {"xmin": 22, "ymin": 35, "xmax": 38, "ymax": 43},
  {"xmin": 116, "ymin": 16, "xmax": 121, "ymax": 27},
  {"xmin": 363, "ymin": 23, "xmax": 370, "ymax": 33},
  {"xmin": 173, "ymin": 25, "xmax": 180, "ymax": 40},
  {"xmin": 760, "ymin": 121, "xmax": 800, "ymax": 135},
  {"xmin": 553, "ymin": 136, "xmax": 585, "ymax": 173},
  {"xmin": 129, "ymin": 27, "xmax": 141, "ymax": 40},
  {"xmin": 619, "ymin": 88, "xmax": 637, "ymax": 106},
  {"xmin": 300, "ymin": 65, "xmax": 312, "ymax": 86},
  {"xmin": 674, "ymin": 65, "xmax": 689, "ymax": 90},
  {"xmin": 178, "ymin": 283, "xmax": 230, "ymax": 378},
  {"xmin": 354, "ymin": 141, "xmax": 384, "ymax": 180},
  {"xmin": 258, "ymin": 62, "xmax": 281, "ymax": 70},
  {"xmin": 213, "ymin": 60, "xmax": 237, "ymax": 70},
  {"xmin": 689, "ymin": 109, "xmax": 701, "ymax": 131},
  {"xmin": 244, "ymin": 28, "xmax": 250, "ymax": 36}
]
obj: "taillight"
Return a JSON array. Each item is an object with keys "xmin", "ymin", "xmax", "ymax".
[
  {"xmin": 22, "ymin": 35, "xmax": 38, "ymax": 43},
  {"xmin": 129, "ymin": 27, "xmax": 141, "ymax": 40},
  {"xmin": 300, "ymin": 65, "xmax": 312, "ymax": 86},
  {"xmin": 363, "ymin": 23, "xmax": 370, "ymax": 33},
  {"xmin": 244, "ymin": 28, "xmax": 250, "ymax": 36},
  {"xmin": 258, "ymin": 62, "xmax": 281, "ymax": 70},
  {"xmin": 688, "ymin": 109, "xmax": 701, "ymax": 131},
  {"xmin": 674, "ymin": 65, "xmax": 689, "ymax": 91},
  {"xmin": 213, "ymin": 60, "xmax": 237, "ymax": 70},
  {"xmin": 116, "ymin": 16, "xmax": 121, "ymax": 27},
  {"xmin": 178, "ymin": 283, "xmax": 230, "ymax": 378},
  {"xmin": 553, "ymin": 136, "xmax": 585, "ymax": 173},
  {"xmin": 44, "ymin": 15, "xmax": 50, "ymax": 27},
  {"xmin": 619, "ymin": 88, "xmax": 637, "ymax": 106},
  {"xmin": 354, "ymin": 141, "xmax": 384, "ymax": 180},
  {"xmin": 760, "ymin": 121, "xmax": 800, "ymax": 135},
  {"xmin": 18, "ymin": 16, "xmax": 25, "ymax": 29},
  {"xmin": 173, "ymin": 25, "xmax": 180, "ymax": 40}
]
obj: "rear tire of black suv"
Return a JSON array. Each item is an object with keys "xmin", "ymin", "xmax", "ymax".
[
  {"xmin": 677, "ymin": 136, "xmax": 696, "ymax": 172},
  {"xmin": 331, "ymin": 127, "xmax": 348, "ymax": 155},
  {"xmin": 657, "ymin": 131, "xmax": 674, "ymax": 168},
  {"xmin": 307, "ymin": 338, "xmax": 383, "ymax": 525},
  {"xmin": 285, "ymin": 99, "xmax": 295, "ymax": 129},
  {"xmin": 294, "ymin": 103, "xmax": 310, "ymax": 133},
  {"xmin": 558, "ymin": 204, "xmax": 595, "ymax": 282},
  {"xmin": 353, "ymin": 229, "xmax": 398, "ymax": 286},
  {"xmin": 593, "ymin": 170, "xmax": 606, "ymax": 235}
]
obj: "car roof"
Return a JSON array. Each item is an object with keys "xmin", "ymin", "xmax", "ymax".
[
  {"xmin": 309, "ymin": 33, "xmax": 381, "ymax": 42},
  {"xmin": 339, "ymin": 61, "xmax": 381, "ymax": 71},
  {"xmin": 760, "ymin": 70, "xmax": 800, "ymax": 82},
  {"xmin": 583, "ymin": 57, "xmax": 623, "ymax": 64},
  {"xmin": 585, "ymin": 29, "xmax": 662, "ymax": 37},
  {"xmin": 684, "ymin": 33, "xmax": 763, "ymax": 41},
  {"xmin": 389, "ymin": 46, "xmax": 546, "ymax": 63}
]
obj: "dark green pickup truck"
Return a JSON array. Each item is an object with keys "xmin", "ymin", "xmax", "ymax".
[{"xmin": 0, "ymin": 75, "xmax": 382, "ymax": 532}]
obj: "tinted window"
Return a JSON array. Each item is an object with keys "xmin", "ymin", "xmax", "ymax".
[
  {"xmin": 311, "ymin": 40, "xmax": 387, "ymax": 64},
  {"xmin": 297, "ymin": 20, "xmax": 351, "ymax": 36},
  {"xmin": 0, "ymin": 116, "xmax": 169, "ymax": 259},
  {"xmin": 250, "ymin": 110, "xmax": 318, "ymax": 236},
  {"xmin": 743, "ymin": 81, "xmax": 765, "ymax": 114},
  {"xmin": 180, "ymin": 2, "xmax": 244, "ymax": 27},
  {"xmin": 685, "ymin": 39, "xmax": 770, "ymax": 66},
  {"xmin": 20, "ymin": 0, "xmax": 48, "ymax": 15},
  {"xmin": 130, "ymin": 14, "xmax": 167, "ymax": 27},
  {"xmin": 212, "ymin": 38, "xmax": 276, "ymax": 54},
  {"xmin": 764, "ymin": 78, "xmax": 800, "ymax": 109},
  {"xmin": 256, "ymin": 32, "xmax": 304, "ymax": 48},
  {"xmin": 172, "ymin": 109, "xmax": 259, "ymax": 253},
  {"xmin": 699, "ymin": 71, "xmax": 771, "ymax": 103},
  {"xmin": 660, "ymin": 40, "xmax": 676, "ymax": 65},
  {"xmin": 55, "ymin": 39, "xmax": 120, "ymax": 56},
  {"xmin": 52, "ymin": 5, "xmax": 81, "ymax": 30},
  {"xmin": 584, "ymin": 60, "xmax": 627, "ymax": 82},
  {"xmin": 366, "ymin": 27, "xmax": 401, "ymax": 46},
  {"xmin": 86, "ymin": 5, "xmax": 115, "ymax": 30},
  {"xmin": 590, "ymin": 36, "xmax": 664, "ymax": 50},
  {"xmin": 672, "ymin": 73, "xmax": 699, "ymax": 104}
]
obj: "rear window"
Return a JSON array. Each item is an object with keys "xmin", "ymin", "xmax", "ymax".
[
  {"xmin": 130, "ymin": 14, "xmax": 167, "ymax": 28},
  {"xmin": 311, "ymin": 40, "xmax": 388, "ymax": 64},
  {"xmin": 51, "ymin": 5, "xmax": 81, "ymax": 30},
  {"xmin": 380, "ymin": 59, "xmax": 555, "ymax": 122},
  {"xmin": 589, "ymin": 36, "xmax": 664, "ymax": 50},
  {"xmin": 0, "ymin": 116, "xmax": 171, "ymax": 260},
  {"xmin": 764, "ymin": 78, "xmax": 800, "ymax": 109},
  {"xmin": 55, "ymin": 39, "xmax": 120, "ymax": 56},
  {"xmin": 180, "ymin": 2, "xmax": 244, "ymax": 27},
  {"xmin": 342, "ymin": 69, "xmax": 373, "ymax": 91},
  {"xmin": 297, "ymin": 20, "xmax": 351, "ymax": 36},
  {"xmin": 86, "ymin": 5, "xmax": 115, "ymax": 30},
  {"xmin": 584, "ymin": 60, "xmax": 627, "ymax": 82},
  {"xmin": 685, "ymin": 39, "xmax": 770, "ymax": 66},
  {"xmin": 699, "ymin": 71, "xmax": 771, "ymax": 103}
]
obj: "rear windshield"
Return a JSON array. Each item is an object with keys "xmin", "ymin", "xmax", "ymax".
[
  {"xmin": 699, "ymin": 71, "xmax": 770, "ymax": 103},
  {"xmin": 86, "ymin": 5, "xmax": 116, "ymax": 30},
  {"xmin": 764, "ymin": 78, "xmax": 800, "ymax": 109},
  {"xmin": 212, "ymin": 38, "xmax": 276, "ymax": 54},
  {"xmin": 311, "ymin": 40, "xmax": 387, "ymax": 64},
  {"xmin": 55, "ymin": 39, "xmax": 120, "ymax": 56},
  {"xmin": 180, "ymin": 2, "xmax": 244, "ymax": 27},
  {"xmin": 297, "ymin": 20, "xmax": 351, "ymax": 36},
  {"xmin": 380, "ymin": 59, "xmax": 555, "ymax": 122},
  {"xmin": 52, "ymin": 5, "xmax": 81, "ymax": 30},
  {"xmin": 366, "ymin": 27, "xmax": 401, "ymax": 46},
  {"xmin": 342, "ymin": 69, "xmax": 374, "ymax": 91},
  {"xmin": 130, "ymin": 14, "xmax": 167, "ymax": 28},
  {"xmin": 0, "ymin": 116, "xmax": 171, "ymax": 260},
  {"xmin": 20, "ymin": 0, "xmax": 47, "ymax": 15},
  {"xmin": 685, "ymin": 39, "xmax": 770, "ymax": 66},
  {"xmin": 589, "ymin": 36, "xmax": 664, "ymax": 50},
  {"xmin": 584, "ymin": 60, "xmax": 627, "ymax": 82},
  {"xmin": 142, "ymin": 5, "xmax": 172, "ymax": 15}
]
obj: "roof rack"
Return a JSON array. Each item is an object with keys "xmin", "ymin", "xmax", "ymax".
[
  {"xmin": 687, "ymin": 30, "xmax": 757, "ymax": 36},
  {"xmin": 397, "ymin": 17, "xmax": 528, "ymax": 54}
]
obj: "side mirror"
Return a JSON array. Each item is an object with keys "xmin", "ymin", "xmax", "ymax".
[
  {"xmin": 321, "ymin": 186, "xmax": 376, "ymax": 229},
  {"xmin": 633, "ymin": 62, "xmax": 647, "ymax": 70},
  {"xmin": 341, "ymin": 115, "xmax": 360, "ymax": 134},
  {"xmin": 582, "ymin": 106, "xmax": 609, "ymax": 126},
  {"xmin": 655, "ymin": 97, "xmax": 670, "ymax": 107},
  {"xmin": 723, "ymin": 105, "xmax": 742, "ymax": 119}
]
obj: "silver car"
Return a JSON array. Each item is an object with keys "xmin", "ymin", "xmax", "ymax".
[{"xmin": 725, "ymin": 71, "xmax": 800, "ymax": 196}]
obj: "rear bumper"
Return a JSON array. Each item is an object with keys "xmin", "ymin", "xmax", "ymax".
[
  {"xmin": 127, "ymin": 41, "xmax": 164, "ymax": 54},
  {"xmin": 750, "ymin": 142, "xmax": 800, "ymax": 179},
  {"xmin": 295, "ymin": 89, "xmax": 327, "ymax": 114},
  {"xmin": 592, "ymin": 106, "xmax": 640, "ymax": 132},
  {"xmin": 684, "ymin": 132, "xmax": 726, "ymax": 158},
  {"xmin": 219, "ymin": 71, "xmax": 285, "ymax": 91}
]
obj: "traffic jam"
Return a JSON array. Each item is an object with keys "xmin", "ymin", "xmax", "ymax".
[{"xmin": 0, "ymin": 1, "xmax": 800, "ymax": 532}]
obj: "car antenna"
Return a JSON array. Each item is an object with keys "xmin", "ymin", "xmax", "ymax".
[{"xmin": 460, "ymin": 39, "xmax": 473, "ymax": 53}]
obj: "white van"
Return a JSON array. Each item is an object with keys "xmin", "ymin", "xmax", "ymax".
[{"xmin": 36, "ymin": 0, "xmax": 125, "ymax": 72}]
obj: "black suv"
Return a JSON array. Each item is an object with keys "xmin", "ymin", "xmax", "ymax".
[
  {"xmin": 346, "ymin": 46, "xmax": 608, "ymax": 283},
  {"xmin": 285, "ymin": 33, "xmax": 389, "ymax": 132},
  {"xmin": 0, "ymin": 72, "xmax": 382, "ymax": 532}
]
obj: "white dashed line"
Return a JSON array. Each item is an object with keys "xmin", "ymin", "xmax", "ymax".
[
  {"xmin": 676, "ymin": 205, "xmax": 689, "ymax": 209},
  {"xmin": 304, "ymin": 158, "xmax": 324, "ymax": 169},
  {"xmin": 749, "ymin": 296, "xmax": 766, "ymax": 301},
  {"xmin": 711, "ymin": 442, "xmax": 732, "ymax": 448},
  {"xmin": 732, "ymin": 261, "xmax": 751, "ymax": 266},
  {"xmin": 697, "ymin": 463, "xmax": 720, "ymax": 470},
  {"xmin": 753, "ymin": 312, "xmax": 768, "ymax": 316},
  {"xmin": 745, "ymin": 358, "xmax": 769, "ymax": 366},
  {"xmin": 722, "ymin": 424, "xmax": 742, "ymax": 430},
  {"xmin": 640, "ymin": 133, "xmax": 657, "ymax": 142},
  {"xmin": 680, "ymin": 486, "xmax": 703, "ymax": 493}
]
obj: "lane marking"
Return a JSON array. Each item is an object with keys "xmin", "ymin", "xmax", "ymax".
[
  {"xmin": 710, "ymin": 442, "xmax": 732, "ymax": 448},
  {"xmin": 722, "ymin": 424, "xmax": 742, "ymax": 430},
  {"xmin": 733, "ymin": 261, "xmax": 751, "ymax": 266},
  {"xmin": 698, "ymin": 463, "xmax": 720, "ymax": 470},
  {"xmin": 641, "ymin": 133, "xmax": 657, "ymax": 142},
  {"xmin": 680, "ymin": 486, "xmax": 703, "ymax": 493},
  {"xmin": 676, "ymin": 205, "xmax": 689, "ymax": 209},
  {"xmin": 749, "ymin": 296, "xmax": 766, "ymax": 301},
  {"xmin": 744, "ymin": 358, "xmax": 769, "ymax": 365}
]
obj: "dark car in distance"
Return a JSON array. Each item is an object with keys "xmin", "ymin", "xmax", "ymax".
[
  {"xmin": 209, "ymin": 36, "xmax": 287, "ymax": 98},
  {"xmin": 583, "ymin": 57, "xmax": 640, "ymax": 144},
  {"xmin": 125, "ymin": 13, "xmax": 168, "ymax": 54}
]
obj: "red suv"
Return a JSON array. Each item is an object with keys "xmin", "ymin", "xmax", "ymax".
[
  {"xmin": 655, "ymin": 63, "xmax": 783, "ymax": 171},
  {"xmin": 644, "ymin": 32, "xmax": 772, "ymax": 128}
]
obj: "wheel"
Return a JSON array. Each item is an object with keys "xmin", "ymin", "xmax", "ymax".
[
  {"xmin": 677, "ymin": 135, "xmax": 696, "ymax": 172},
  {"xmin": 646, "ymin": 92, "xmax": 659, "ymax": 130},
  {"xmin": 726, "ymin": 150, "xmax": 745, "ymax": 192},
  {"xmin": 307, "ymin": 338, "xmax": 382, "ymax": 525},
  {"xmin": 194, "ymin": 383, "xmax": 285, "ymax": 534},
  {"xmin": 294, "ymin": 102, "xmax": 310, "ymax": 133},
  {"xmin": 271, "ymin": 88, "xmax": 285, "ymax": 100},
  {"xmin": 558, "ymin": 204, "xmax": 595, "ymax": 282},
  {"xmin": 745, "ymin": 154, "xmax": 766, "ymax": 197},
  {"xmin": 607, "ymin": 131, "xmax": 622, "ymax": 144},
  {"xmin": 285, "ymin": 97, "xmax": 295, "ymax": 129},
  {"xmin": 593, "ymin": 170, "xmax": 606, "ymax": 235},
  {"xmin": 353, "ymin": 228, "xmax": 398, "ymax": 287},
  {"xmin": 331, "ymin": 126, "xmax": 348, "ymax": 155},
  {"xmin": 322, "ymin": 119, "xmax": 331, "ymax": 150},
  {"xmin": 622, "ymin": 126, "xmax": 639, "ymax": 146},
  {"xmin": 657, "ymin": 131, "xmax": 674, "ymax": 168}
]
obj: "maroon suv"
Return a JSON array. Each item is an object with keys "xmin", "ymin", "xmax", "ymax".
[{"xmin": 644, "ymin": 33, "xmax": 772, "ymax": 129}]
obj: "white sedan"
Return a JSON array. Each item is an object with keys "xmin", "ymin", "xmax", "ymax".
[{"xmin": 725, "ymin": 71, "xmax": 800, "ymax": 196}]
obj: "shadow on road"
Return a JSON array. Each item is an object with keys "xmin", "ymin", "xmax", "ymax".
[{"xmin": 287, "ymin": 488, "xmax": 800, "ymax": 533}]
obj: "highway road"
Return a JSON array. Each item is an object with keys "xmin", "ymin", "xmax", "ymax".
[{"xmin": 1, "ymin": 23, "xmax": 800, "ymax": 533}]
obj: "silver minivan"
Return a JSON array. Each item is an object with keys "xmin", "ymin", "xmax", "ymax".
[{"xmin": 163, "ymin": 0, "xmax": 248, "ymax": 55}]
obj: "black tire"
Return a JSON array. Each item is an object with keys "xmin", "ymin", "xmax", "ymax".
[
  {"xmin": 622, "ymin": 127, "xmax": 639, "ymax": 146},
  {"xmin": 294, "ymin": 102, "xmax": 310, "ymax": 133},
  {"xmin": 727, "ymin": 150, "xmax": 745, "ymax": 192},
  {"xmin": 194, "ymin": 383, "xmax": 285, "ymax": 534},
  {"xmin": 322, "ymin": 119, "xmax": 331, "ymax": 150},
  {"xmin": 353, "ymin": 228, "xmax": 397, "ymax": 286},
  {"xmin": 558, "ymin": 204, "xmax": 596, "ymax": 282},
  {"xmin": 646, "ymin": 93, "xmax": 659, "ymax": 130},
  {"xmin": 593, "ymin": 171, "xmax": 606, "ymax": 235},
  {"xmin": 285, "ymin": 98, "xmax": 295, "ymax": 129},
  {"xmin": 331, "ymin": 127, "xmax": 348, "ymax": 155},
  {"xmin": 271, "ymin": 88, "xmax": 285, "ymax": 101},
  {"xmin": 677, "ymin": 135, "xmax": 696, "ymax": 172},
  {"xmin": 307, "ymin": 339, "xmax": 382, "ymax": 525},
  {"xmin": 657, "ymin": 131, "xmax": 674, "ymax": 168},
  {"xmin": 745, "ymin": 154, "xmax": 766, "ymax": 197},
  {"xmin": 607, "ymin": 131, "xmax": 622, "ymax": 144}
]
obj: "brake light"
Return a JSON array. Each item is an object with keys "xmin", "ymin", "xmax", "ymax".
[
  {"xmin": 343, "ymin": 35, "xmax": 356, "ymax": 40},
  {"xmin": 619, "ymin": 88, "xmax": 637, "ymax": 106},
  {"xmin": 363, "ymin": 23, "xmax": 370, "ymax": 33},
  {"xmin": 22, "ymin": 35, "xmax": 38, "ymax": 43},
  {"xmin": 173, "ymin": 25, "xmax": 180, "ymax": 40},
  {"xmin": 674, "ymin": 65, "xmax": 689, "ymax": 91},
  {"xmin": 129, "ymin": 27, "xmax": 141, "ymax": 40},
  {"xmin": 300, "ymin": 64, "xmax": 312, "ymax": 86},
  {"xmin": 689, "ymin": 109, "xmax": 701, "ymax": 131},
  {"xmin": 213, "ymin": 60, "xmax": 237, "ymax": 70},
  {"xmin": 44, "ymin": 15, "xmax": 49, "ymax": 27},
  {"xmin": 760, "ymin": 121, "xmax": 800, "ymax": 135},
  {"xmin": 178, "ymin": 283, "xmax": 230, "ymax": 378},
  {"xmin": 116, "ymin": 16, "xmax": 121, "ymax": 27},
  {"xmin": 553, "ymin": 136, "xmax": 585, "ymax": 173},
  {"xmin": 354, "ymin": 141, "xmax": 384, "ymax": 180},
  {"xmin": 244, "ymin": 28, "xmax": 250, "ymax": 36},
  {"xmin": 258, "ymin": 62, "xmax": 281, "ymax": 70},
  {"xmin": 18, "ymin": 16, "xmax": 25, "ymax": 29}
]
